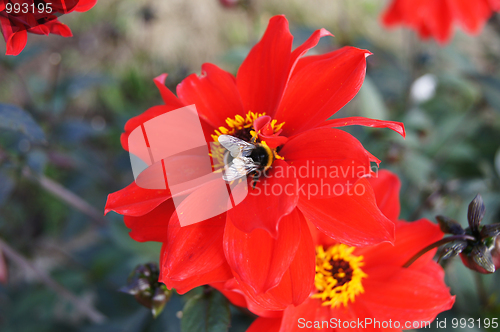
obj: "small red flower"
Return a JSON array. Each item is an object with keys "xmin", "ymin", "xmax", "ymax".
[
  {"xmin": 215, "ymin": 170, "xmax": 455, "ymax": 331},
  {"xmin": 382, "ymin": 0, "xmax": 500, "ymax": 44},
  {"xmin": 0, "ymin": 0, "xmax": 97, "ymax": 55},
  {"xmin": 105, "ymin": 15, "xmax": 405, "ymax": 308}
]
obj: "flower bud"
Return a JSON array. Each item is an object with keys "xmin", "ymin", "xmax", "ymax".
[{"xmin": 120, "ymin": 263, "xmax": 173, "ymax": 318}]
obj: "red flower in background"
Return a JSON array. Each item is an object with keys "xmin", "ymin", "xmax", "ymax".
[
  {"xmin": 215, "ymin": 170, "xmax": 455, "ymax": 331},
  {"xmin": 105, "ymin": 15, "xmax": 405, "ymax": 309},
  {"xmin": 0, "ymin": 0, "xmax": 97, "ymax": 55},
  {"xmin": 382, "ymin": 0, "xmax": 500, "ymax": 44}
]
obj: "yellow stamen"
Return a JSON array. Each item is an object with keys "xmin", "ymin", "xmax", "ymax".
[
  {"xmin": 312, "ymin": 244, "xmax": 367, "ymax": 308},
  {"xmin": 211, "ymin": 111, "xmax": 286, "ymax": 167}
]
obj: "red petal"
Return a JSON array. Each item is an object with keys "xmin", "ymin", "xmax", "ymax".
[
  {"xmin": 121, "ymin": 105, "xmax": 180, "ymax": 151},
  {"xmin": 298, "ymin": 178, "xmax": 395, "ymax": 247},
  {"xmin": 426, "ymin": 0, "xmax": 454, "ymax": 44},
  {"xmin": 160, "ymin": 254, "xmax": 232, "ymax": 294},
  {"xmin": 105, "ymin": 181, "xmax": 171, "ymax": 216},
  {"xmin": 161, "ymin": 212, "xmax": 229, "ymax": 281},
  {"xmin": 358, "ymin": 219, "xmax": 443, "ymax": 271},
  {"xmin": 449, "ymin": 0, "xmax": 491, "ymax": 34},
  {"xmin": 74, "ymin": 0, "xmax": 97, "ymax": 12},
  {"xmin": 247, "ymin": 317, "xmax": 282, "ymax": 332},
  {"xmin": 237, "ymin": 15, "xmax": 292, "ymax": 117},
  {"xmin": 279, "ymin": 128, "xmax": 375, "ymax": 197},
  {"xmin": 279, "ymin": 297, "xmax": 331, "ymax": 332},
  {"xmin": 123, "ymin": 200, "xmax": 175, "ymax": 242},
  {"xmin": 318, "ymin": 117, "xmax": 405, "ymax": 138},
  {"xmin": 489, "ymin": 0, "xmax": 500, "ymax": 11},
  {"xmin": 224, "ymin": 209, "xmax": 302, "ymax": 294},
  {"xmin": 265, "ymin": 212, "xmax": 315, "ymax": 306},
  {"xmin": 231, "ymin": 212, "xmax": 315, "ymax": 310},
  {"xmin": 367, "ymin": 169, "xmax": 401, "ymax": 222},
  {"xmin": 45, "ymin": 20, "xmax": 73, "ymax": 37},
  {"xmin": 253, "ymin": 115, "xmax": 288, "ymax": 149},
  {"xmin": 227, "ymin": 159, "xmax": 298, "ymax": 236},
  {"xmin": 210, "ymin": 281, "xmax": 248, "ymax": 309},
  {"xmin": 153, "ymin": 74, "xmax": 184, "ymax": 108},
  {"xmin": 275, "ymin": 47, "xmax": 370, "ymax": 136},
  {"xmin": 0, "ymin": 15, "xmax": 27, "ymax": 56},
  {"xmin": 177, "ymin": 63, "xmax": 244, "ymax": 129},
  {"xmin": 359, "ymin": 265, "xmax": 455, "ymax": 325},
  {"xmin": 288, "ymin": 28, "xmax": 333, "ymax": 80},
  {"xmin": 381, "ymin": 0, "xmax": 403, "ymax": 26}
]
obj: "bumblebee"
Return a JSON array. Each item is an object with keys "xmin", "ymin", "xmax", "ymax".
[{"xmin": 217, "ymin": 134, "xmax": 274, "ymax": 186}]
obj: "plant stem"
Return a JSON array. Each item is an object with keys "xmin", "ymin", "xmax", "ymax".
[
  {"xmin": 403, "ymin": 235, "xmax": 475, "ymax": 268},
  {"xmin": 23, "ymin": 167, "xmax": 107, "ymax": 226},
  {"xmin": 0, "ymin": 238, "xmax": 106, "ymax": 323}
]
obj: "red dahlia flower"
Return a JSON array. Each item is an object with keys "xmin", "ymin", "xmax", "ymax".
[
  {"xmin": 214, "ymin": 170, "xmax": 455, "ymax": 331},
  {"xmin": 105, "ymin": 15, "xmax": 405, "ymax": 308},
  {"xmin": 382, "ymin": 0, "xmax": 500, "ymax": 44},
  {"xmin": 0, "ymin": 0, "xmax": 97, "ymax": 55}
]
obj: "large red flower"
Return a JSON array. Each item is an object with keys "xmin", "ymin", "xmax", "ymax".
[
  {"xmin": 382, "ymin": 0, "xmax": 500, "ymax": 44},
  {"xmin": 105, "ymin": 15, "xmax": 406, "ymax": 308},
  {"xmin": 0, "ymin": 0, "xmax": 97, "ymax": 55},
  {"xmin": 216, "ymin": 170, "xmax": 455, "ymax": 331}
]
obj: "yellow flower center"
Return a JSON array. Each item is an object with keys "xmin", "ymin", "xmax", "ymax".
[
  {"xmin": 312, "ymin": 244, "xmax": 367, "ymax": 308},
  {"xmin": 210, "ymin": 111, "xmax": 285, "ymax": 168}
]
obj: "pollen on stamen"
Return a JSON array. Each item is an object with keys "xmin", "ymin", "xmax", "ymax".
[{"xmin": 312, "ymin": 244, "xmax": 367, "ymax": 308}]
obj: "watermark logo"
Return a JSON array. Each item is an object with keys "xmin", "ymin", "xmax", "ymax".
[{"xmin": 128, "ymin": 105, "xmax": 248, "ymax": 227}]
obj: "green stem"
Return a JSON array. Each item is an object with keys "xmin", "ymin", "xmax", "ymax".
[{"xmin": 403, "ymin": 235, "xmax": 475, "ymax": 268}]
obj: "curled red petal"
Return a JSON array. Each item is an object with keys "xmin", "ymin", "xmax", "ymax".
[
  {"xmin": 253, "ymin": 115, "xmax": 288, "ymax": 149},
  {"xmin": 231, "ymin": 211, "xmax": 315, "ymax": 310},
  {"xmin": 177, "ymin": 63, "xmax": 244, "ymax": 129},
  {"xmin": 318, "ymin": 117, "xmax": 405, "ymax": 138},
  {"xmin": 287, "ymin": 28, "xmax": 333, "ymax": 80},
  {"xmin": 74, "ymin": 0, "xmax": 97, "ymax": 12},
  {"xmin": 299, "ymin": 178, "xmax": 395, "ymax": 247},
  {"xmin": 224, "ymin": 209, "xmax": 301, "ymax": 294},
  {"xmin": 123, "ymin": 199, "xmax": 175, "ymax": 242},
  {"xmin": 0, "ymin": 16, "xmax": 28, "ymax": 56},
  {"xmin": 275, "ymin": 47, "xmax": 370, "ymax": 136},
  {"xmin": 367, "ymin": 169, "xmax": 401, "ymax": 223},
  {"xmin": 153, "ymin": 74, "xmax": 184, "ymax": 108},
  {"xmin": 44, "ymin": 20, "xmax": 73, "ymax": 37},
  {"xmin": 160, "ymin": 252, "xmax": 232, "ymax": 294},
  {"xmin": 237, "ymin": 15, "xmax": 292, "ymax": 117},
  {"xmin": 104, "ymin": 181, "xmax": 171, "ymax": 216},
  {"xmin": 265, "ymin": 212, "xmax": 315, "ymax": 307}
]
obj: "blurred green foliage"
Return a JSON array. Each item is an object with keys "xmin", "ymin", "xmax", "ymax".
[{"xmin": 0, "ymin": 0, "xmax": 500, "ymax": 331}]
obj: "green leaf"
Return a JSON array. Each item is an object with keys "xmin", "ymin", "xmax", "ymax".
[
  {"xmin": 0, "ymin": 104, "xmax": 46, "ymax": 143},
  {"xmin": 358, "ymin": 76, "xmax": 389, "ymax": 120},
  {"xmin": 472, "ymin": 75, "xmax": 500, "ymax": 113},
  {"xmin": 0, "ymin": 171, "xmax": 15, "ymax": 207},
  {"xmin": 181, "ymin": 289, "xmax": 230, "ymax": 332},
  {"xmin": 495, "ymin": 148, "xmax": 500, "ymax": 178}
]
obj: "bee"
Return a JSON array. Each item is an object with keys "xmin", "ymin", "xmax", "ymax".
[{"xmin": 217, "ymin": 134, "xmax": 274, "ymax": 187}]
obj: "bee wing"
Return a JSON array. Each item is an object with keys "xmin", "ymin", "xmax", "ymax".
[
  {"xmin": 222, "ymin": 157, "xmax": 258, "ymax": 182},
  {"xmin": 218, "ymin": 135, "xmax": 255, "ymax": 158}
]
